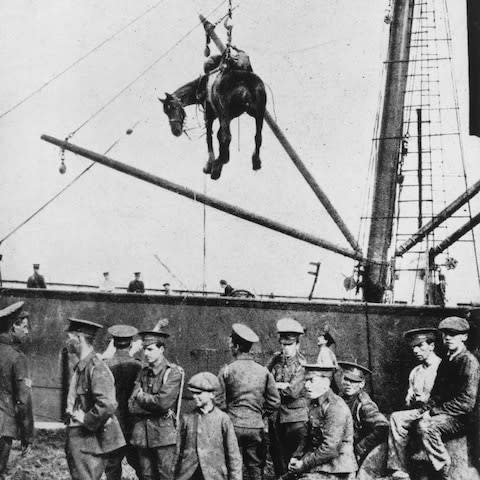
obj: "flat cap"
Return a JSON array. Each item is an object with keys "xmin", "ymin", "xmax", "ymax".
[
  {"xmin": 33, "ymin": 264, "xmax": 40, "ymax": 269},
  {"xmin": 66, "ymin": 318, "xmax": 103, "ymax": 336},
  {"xmin": 134, "ymin": 272, "xmax": 141, "ymax": 275},
  {"xmin": 108, "ymin": 324, "xmax": 138, "ymax": 339},
  {"xmin": 139, "ymin": 329, "xmax": 170, "ymax": 346},
  {"xmin": 438, "ymin": 316, "xmax": 470, "ymax": 333},
  {"xmin": 163, "ymin": 283, "xmax": 170, "ymax": 287},
  {"xmin": 338, "ymin": 361, "xmax": 372, "ymax": 382},
  {"xmin": 231, "ymin": 323, "xmax": 259, "ymax": 343},
  {"xmin": 304, "ymin": 363, "xmax": 336, "ymax": 378},
  {"xmin": 0, "ymin": 301, "xmax": 27, "ymax": 320},
  {"xmin": 188, "ymin": 372, "xmax": 220, "ymax": 393},
  {"xmin": 403, "ymin": 328, "xmax": 437, "ymax": 346},
  {"xmin": 276, "ymin": 317, "xmax": 304, "ymax": 335}
]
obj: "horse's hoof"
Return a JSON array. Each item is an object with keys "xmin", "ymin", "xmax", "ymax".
[
  {"xmin": 252, "ymin": 162, "xmax": 261, "ymax": 171},
  {"xmin": 210, "ymin": 171, "xmax": 221, "ymax": 180},
  {"xmin": 203, "ymin": 165, "xmax": 212, "ymax": 174}
]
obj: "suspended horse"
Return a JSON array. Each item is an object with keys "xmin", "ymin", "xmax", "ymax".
[{"xmin": 159, "ymin": 66, "xmax": 266, "ymax": 180}]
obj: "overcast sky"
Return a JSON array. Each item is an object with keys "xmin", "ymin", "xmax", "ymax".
[{"xmin": 1, "ymin": 0, "xmax": 479, "ymax": 303}]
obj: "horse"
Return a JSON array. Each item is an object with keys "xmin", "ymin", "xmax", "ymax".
[{"xmin": 159, "ymin": 68, "xmax": 266, "ymax": 180}]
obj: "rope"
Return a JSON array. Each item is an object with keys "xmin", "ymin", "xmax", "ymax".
[
  {"xmin": 67, "ymin": 0, "xmax": 227, "ymax": 137},
  {"xmin": 0, "ymin": 0, "xmax": 166, "ymax": 121}
]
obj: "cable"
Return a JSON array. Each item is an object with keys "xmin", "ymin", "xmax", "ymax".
[{"xmin": 0, "ymin": 0, "xmax": 166, "ymax": 121}]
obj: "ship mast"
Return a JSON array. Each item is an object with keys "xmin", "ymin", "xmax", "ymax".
[{"xmin": 364, "ymin": 0, "xmax": 415, "ymax": 303}]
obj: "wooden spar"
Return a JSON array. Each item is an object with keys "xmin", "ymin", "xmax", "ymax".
[
  {"xmin": 199, "ymin": 14, "xmax": 362, "ymax": 256},
  {"xmin": 396, "ymin": 176, "xmax": 480, "ymax": 256},
  {"xmin": 364, "ymin": 0, "xmax": 415, "ymax": 302},
  {"xmin": 40, "ymin": 134, "xmax": 364, "ymax": 262},
  {"xmin": 429, "ymin": 211, "xmax": 480, "ymax": 258}
]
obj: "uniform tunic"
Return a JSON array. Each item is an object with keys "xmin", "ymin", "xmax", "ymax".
[
  {"xmin": 127, "ymin": 280, "xmax": 145, "ymax": 293},
  {"xmin": 26, "ymin": 272, "xmax": 46, "ymax": 288}
]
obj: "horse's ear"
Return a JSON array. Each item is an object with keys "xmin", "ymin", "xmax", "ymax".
[
  {"xmin": 165, "ymin": 92, "xmax": 173, "ymax": 99},
  {"xmin": 158, "ymin": 97, "xmax": 165, "ymax": 104}
]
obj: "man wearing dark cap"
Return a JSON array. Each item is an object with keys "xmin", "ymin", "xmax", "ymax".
[
  {"xmin": 129, "ymin": 329, "xmax": 184, "ymax": 480},
  {"xmin": 217, "ymin": 323, "xmax": 280, "ymax": 480},
  {"xmin": 128, "ymin": 272, "xmax": 145, "ymax": 293},
  {"xmin": 415, "ymin": 317, "xmax": 479, "ymax": 480},
  {"xmin": 266, "ymin": 317, "xmax": 308, "ymax": 476},
  {"xmin": 288, "ymin": 364, "xmax": 357, "ymax": 479},
  {"xmin": 387, "ymin": 328, "xmax": 441, "ymax": 479},
  {"xmin": 26, "ymin": 264, "xmax": 46, "ymax": 289},
  {"xmin": 64, "ymin": 318, "xmax": 125, "ymax": 480},
  {"xmin": 0, "ymin": 302, "xmax": 33, "ymax": 476},
  {"xmin": 338, "ymin": 361, "xmax": 388, "ymax": 464},
  {"xmin": 219, "ymin": 279, "xmax": 234, "ymax": 297},
  {"xmin": 104, "ymin": 325, "xmax": 142, "ymax": 480},
  {"xmin": 175, "ymin": 372, "xmax": 242, "ymax": 480}
]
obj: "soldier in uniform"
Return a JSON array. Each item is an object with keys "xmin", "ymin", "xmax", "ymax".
[
  {"xmin": 287, "ymin": 364, "xmax": 358, "ymax": 480},
  {"xmin": 129, "ymin": 329, "xmax": 184, "ymax": 480},
  {"xmin": 64, "ymin": 318, "xmax": 125, "ymax": 480},
  {"xmin": 128, "ymin": 272, "xmax": 145, "ymax": 293},
  {"xmin": 26, "ymin": 263, "xmax": 46, "ymax": 288},
  {"xmin": 0, "ymin": 301, "xmax": 33, "ymax": 477},
  {"xmin": 338, "ymin": 361, "xmax": 388, "ymax": 464},
  {"xmin": 217, "ymin": 323, "xmax": 280, "ymax": 480},
  {"xmin": 175, "ymin": 372, "xmax": 242, "ymax": 480},
  {"xmin": 266, "ymin": 317, "xmax": 308, "ymax": 476},
  {"xmin": 104, "ymin": 325, "xmax": 142, "ymax": 480}
]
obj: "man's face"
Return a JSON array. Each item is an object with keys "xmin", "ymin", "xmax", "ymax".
[
  {"xmin": 341, "ymin": 376, "xmax": 364, "ymax": 397},
  {"xmin": 317, "ymin": 335, "xmax": 327, "ymax": 346},
  {"xmin": 12, "ymin": 318, "xmax": 29, "ymax": 343},
  {"xmin": 143, "ymin": 343, "xmax": 164, "ymax": 365},
  {"xmin": 280, "ymin": 339, "xmax": 297, "ymax": 359},
  {"xmin": 192, "ymin": 390, "xmax": 214, "ymax": 408},
  {"xmin": 411, "ymin": 340, "xmax": 435, "ymax": 362},
  {"xmin": 305, "ymin": 374, "xmax": 330, "ymax": 399},
  {"xmin": 66, "ymin": 332, "xmax": 81, "ymax": 355},
  {"xmin": 442, "ymin": 331, "xmax": 467, "ymax": 352}
]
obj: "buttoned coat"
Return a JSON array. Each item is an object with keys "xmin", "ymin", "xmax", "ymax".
[
  {"xmin": 129, "ymin": 358, "xmax": 183, "ymax": 448},
  {"xmin": 0, "ymin": 333, "xmax": 33, "ymax": 442},
  {"xmin": 175, "ymin": 406, "xmax": 242, "ymax": 480},
  {"xmin": 267, "ymin": 352, "xmax": 308, "ymax": 423},
  {"xmin": 69, "ymin": 351, "xmax": 126, "ymax": 454},
  {"xmin": 127, "ymin": 280, "xmax": 145, "ymax": 293},
  {"xmin": 293, "ymin": 389, "xmax": 357, "ymax": 474}
]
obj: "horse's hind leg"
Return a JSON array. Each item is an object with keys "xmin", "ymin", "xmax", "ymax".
[
  {"xmin": 252, "ymin": 114, "xmax": 263, "ymax": 171},
  {"xmin": 217, "ymin": 119, "xmax": 231, "ymax": 165},
  {"xmin": 203, "ymin": 112, "xmax": 215, "ymax": 174}
]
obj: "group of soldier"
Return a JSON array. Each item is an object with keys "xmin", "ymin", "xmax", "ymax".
[{"xmin": 0, "ymin": 300, "xmax": 478, "ymax": 480}]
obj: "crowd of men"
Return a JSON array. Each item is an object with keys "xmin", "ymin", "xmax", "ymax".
[{"xmin": 0, "ymin": 301, "xmax": 478, "ymax": 480}]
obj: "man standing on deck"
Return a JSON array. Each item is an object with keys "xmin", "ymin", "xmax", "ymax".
[
  {"xmin": 129, "ymin": 329, "xmax": 184, "ymax": 480},
  {"xmin": 128, "ymin": 272, "xmax": 145, "ymax": 293},
  {"xmin": 266, "ymin": 317, "xmax": 308, "ymax": 476},
  {"xmin": 26, "ymin": 263, "xmax": 46, "ymax": 288},
  {"xmin": 104, "ymin": 325, "xmax": 142, "ymax": 480},
  {"xmin": 387, "ymin": 328, "xmax": 441, "ymax": 479},
  {"xmin": 217, "ymin": 323, "xmax": 280, "ymax": 480},
  {"xmin": 0, "ymin": 301, "xmax": 33, "ymax": 477},
  {"xmin": 64, "ymin": 318, "xmax": 125, "ymax": 480},
  {"xmin": 338, "ymin": 361, "xmax": 388, "ymax": 465}
]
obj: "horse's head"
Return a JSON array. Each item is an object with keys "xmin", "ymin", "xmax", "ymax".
[{"xmin": 159, "ymin": 93, "xmax": 185, "ymax": 137}]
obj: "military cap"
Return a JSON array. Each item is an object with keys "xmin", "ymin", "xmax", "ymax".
[
  {"xmin": 438, "ymin": 316, "xmax": 470, "ymax": 333},
  {"xmin": 66, "ymin": 318, "xmax": 103, "ymax": 336},
  {"xmin": 108, "ymin": 324, "xmax": 138, "ymax": 339},
  {"xmin": 139, "ymin": 329, "xmax": 170, "ymax": 346},
  {"xmin": 304, "ymin": 363, "xmax": 336, "ymax": 378},
  {"xmin": 231, "ymin": 323, "xmax": 259, "ymax": 343},
  {"xmin": 33, "ymin": 264, "xmax": 40, "ymax": 269},
  {"xmin": 277, "ymin": 317, "xmax": 304, "ymax": 335},
  {"xmin": 188, "ymin": 372, "xmax": 220, "ymax": 393},
  {"xmin": 103, "ymin": 271, "xmax": 109, "ymax": 275},
  {"xmin": 338, "ymin": 361, "xmax": 372, "ymax": 382},
  {"xmin": 134, "ymin": 272, "xmax": 141, "ymax": 275},
  {"xmin": 0, "ymin": 301, "xmax": 27, "ymax": 321},
  {"xmin": 403, "ymin": 328, "xmax": 437, "ymax": 346},
  {"xmin": 163, "ymin": 282, "xmax": 170, "ymax": 287}
]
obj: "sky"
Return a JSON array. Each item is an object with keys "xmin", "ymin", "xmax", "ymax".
[{"xmin": 1, "ymin": 0, "xmax": 479, "ymax": 304}]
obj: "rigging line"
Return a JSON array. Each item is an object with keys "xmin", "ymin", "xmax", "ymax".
[
  {"xmin": 202, "ymin": 175, "xmax": 207, "ymax": 293},
  {"xmin": 0, "ymin": 0, "xmax": 167, "ymax": 121},
  {"xmin": 68, "ymin": 0, "xmax": 227, "ymax": 137}
]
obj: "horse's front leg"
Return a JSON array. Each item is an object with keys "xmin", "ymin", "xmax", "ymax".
[
  {"xmin": 211, "ymin": 118, "xmax": 231, "ymax": 180},
  {"xmin": 252, "ymin": 114, "xmax": 264, "ymax": 171},
  {"xmin": 203, "ymin": 111, "xmax": 215, "ymax": 175}
]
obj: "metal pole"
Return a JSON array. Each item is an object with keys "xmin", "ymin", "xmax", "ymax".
[
  {"xmin": 417, "ymin": 108, "xmax": 423, "ymax": 229},
  {"xmin": 200, "ymin": 15, "xmax": 362, "ymax": 255},
  {"xmin": 396, "ymin": 176, "xmax": 480, "ymax": 256},
  {"xmin": 41, "ymin": 135, "xmax": 363, "ymax": 262}
]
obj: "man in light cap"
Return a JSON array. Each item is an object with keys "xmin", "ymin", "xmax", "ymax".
[
  {"xmin": 414, "ymin": 317, "xmax": 479, "ymax": 480},
  {"xmin": 338, "ymin": 361, "xmax": 388, "ymax": 464},
  {"xmin": 387, "ymin": 328, "xmax": 441, "ymax": 479},
  {"xmin": 26, "ymin": 263, "xmax": 46, "ymax": 289},
  {"xmin": 104, "ymin": 325, "xmax": 142, "ymax": 480},
  {"xmin": 0, "ymin": 302, "xmax": 33, "ymax": 476},
  {"xmin": 129, "ymin": 328, "xmax": 184, "ymax": 480},
  {"xmin": 217, "ymin": 323, "xmax": 280, "ymax": 480},
  {"xmin": 266, "ymin": 317, "xmax": 308, "ymax": 476},
  {"xmin": 287, "ymin": 364, "xmax": 357, "ymax": 479},
  {"xmin": 175, "ymin": 372, "xmax": 242, "ymax": 480},
  {"xmin": 64, "ymin": 318, "xmax": 125, "ymax": 480}
]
